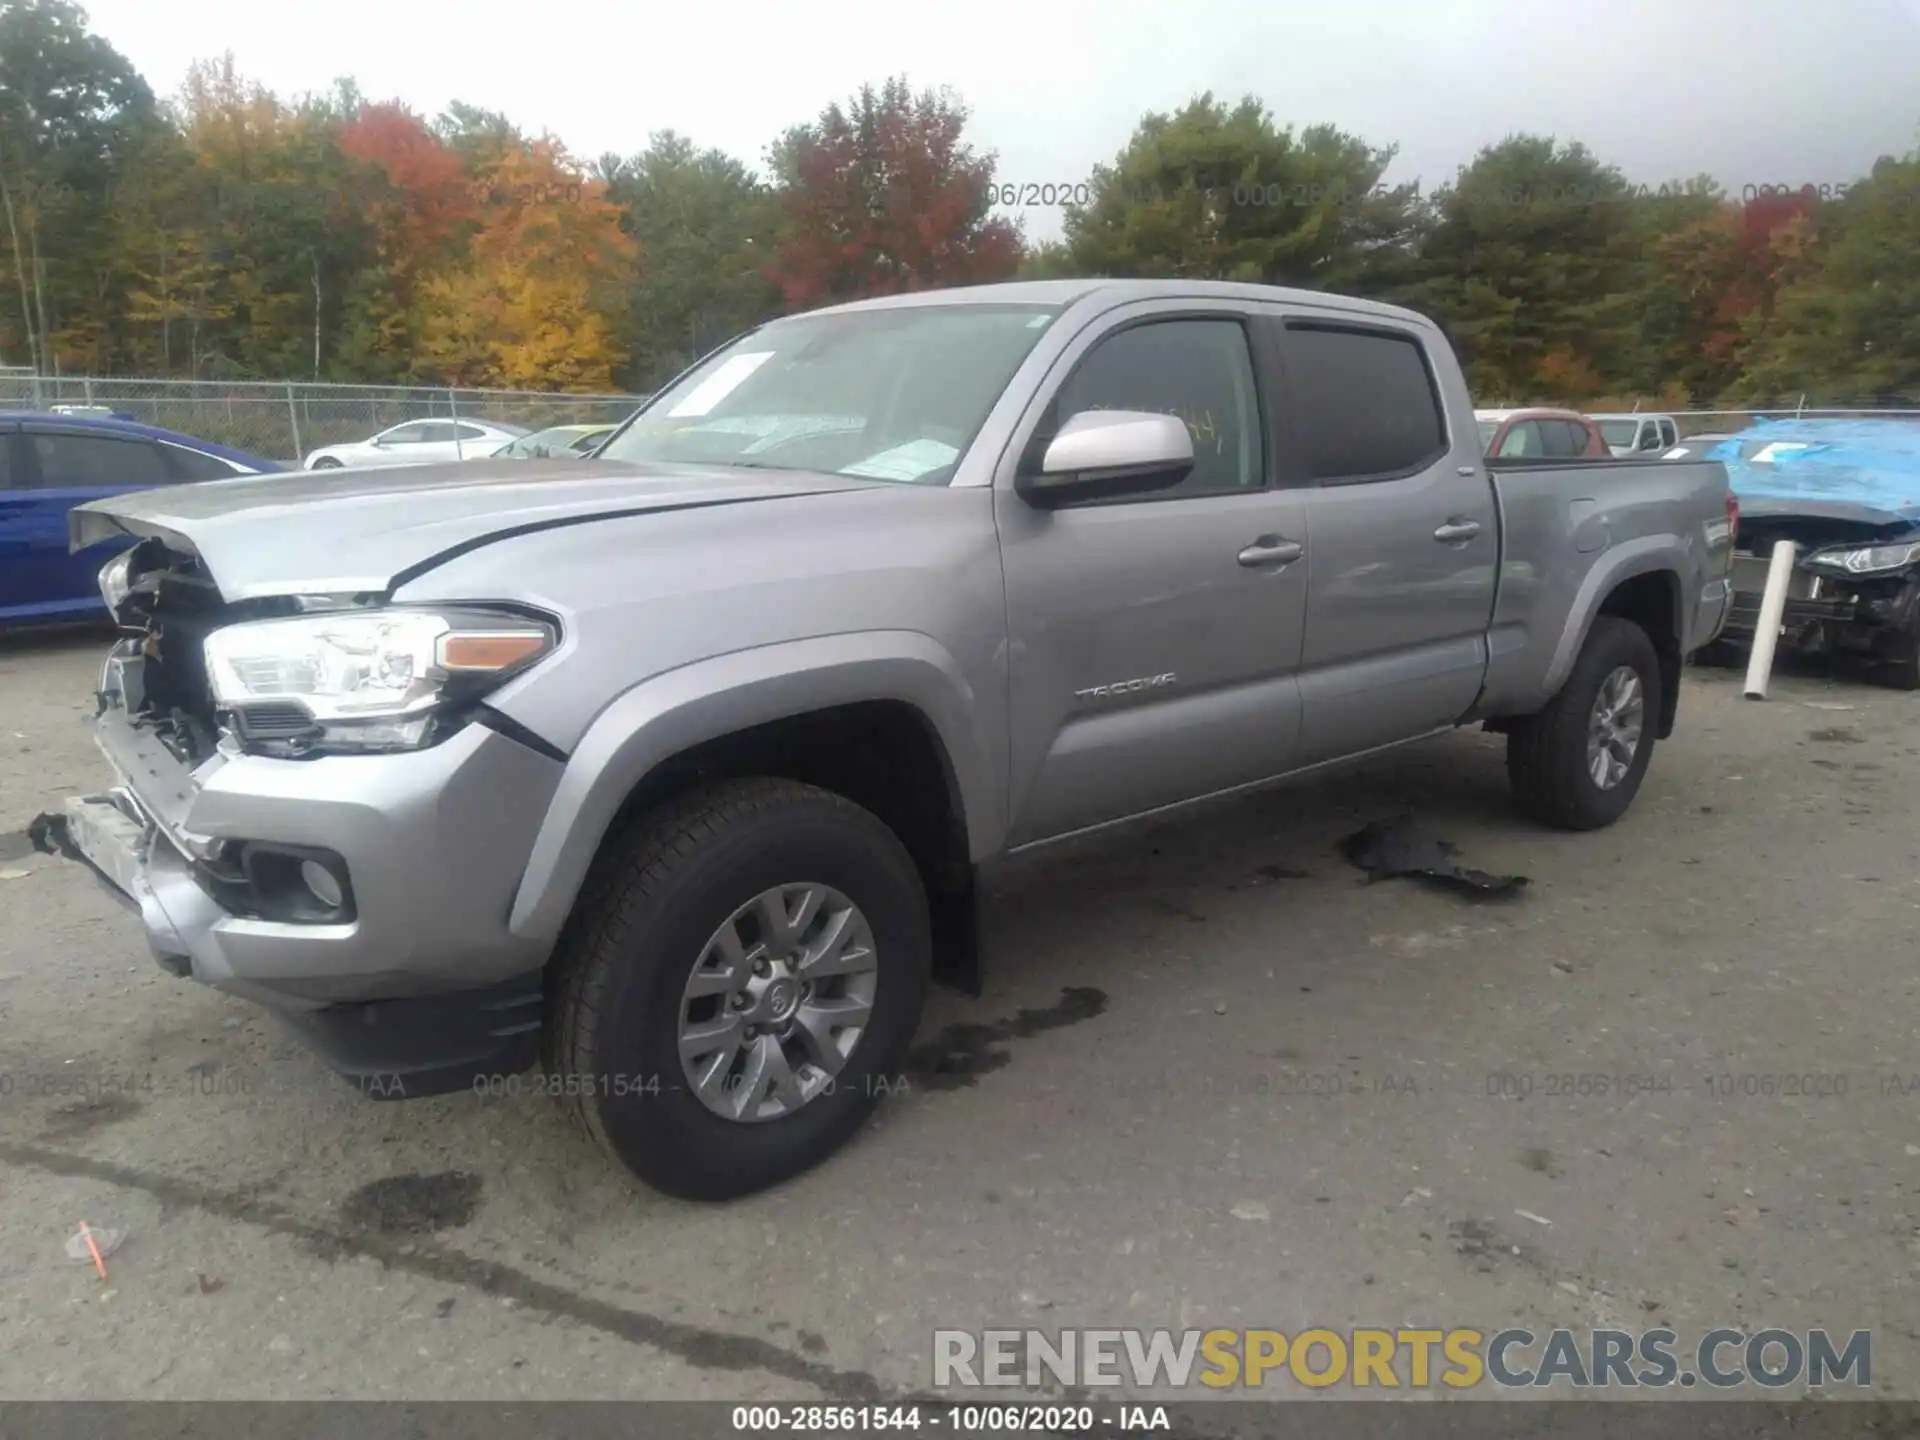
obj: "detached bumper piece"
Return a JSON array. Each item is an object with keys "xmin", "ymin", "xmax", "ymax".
[
  {"xmin": 35, "ymin": 791, "xmax": 542, "ymax": 1099},
  {"xmin": 33, "ymin": 793, "xmax": 196, "ymax": 976},
  {"xmin": 277, "ymin": 971, "xmax": 543, "ymax": 1100}
]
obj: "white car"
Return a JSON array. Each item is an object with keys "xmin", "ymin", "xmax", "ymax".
[
  {"xmin": 1590, "ymin": 413, "xmax": 1678, "ymax": 457},
  {"xmin": 303, "ymin": 419, "xmax": 529, "ymax": 470}
]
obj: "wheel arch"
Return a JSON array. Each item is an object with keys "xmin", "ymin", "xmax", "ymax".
[{"xmin": 507, "ymin": 633, "xmax": 999, "ymax": 986}]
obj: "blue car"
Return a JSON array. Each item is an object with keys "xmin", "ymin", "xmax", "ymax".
[{"xmin": 0, "ymin": 412, "xmax": 284, "ymax": 624}]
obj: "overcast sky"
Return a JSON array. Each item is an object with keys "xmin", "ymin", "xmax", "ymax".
[{"xmin": 82, "ymin": 0, "xmax": 1920, "ymax": 242}]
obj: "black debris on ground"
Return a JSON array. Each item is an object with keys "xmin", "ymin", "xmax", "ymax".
[{"xmin": 1337, "ymin": 816, "xmax": 1530, "ymax": 901}]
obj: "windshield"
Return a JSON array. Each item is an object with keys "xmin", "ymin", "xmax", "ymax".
[
  {"xmin": 598, "ymin": 303, "xmax": 1061, "ymax": 483},
  {"xmin": 1598, "ymin": 420, "xmax": 1641, "ymax": 447},
  {"xmin": 1477, "ymin": 420, "xmax": 1499, "ymax": 451}
]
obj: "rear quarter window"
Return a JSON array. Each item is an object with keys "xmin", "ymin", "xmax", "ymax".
[
  {"xmin": 160, "ymin": 443, "xmax": 244, "ymax": 481},
  {"xmin": 1281, "ymin": 324, "xmax": 1448, "ymax": 481}
]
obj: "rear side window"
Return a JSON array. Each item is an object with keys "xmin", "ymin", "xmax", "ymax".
[
  {"xmin": 29, "ymin": 433, "xmax": 170, "ymax": 488},
  {"xmin": 454, "ymin": 423, "xmax": 491, "ymax": 440},
  {"xmin": 161, "ymin": 443, "xmax": 243, "ymax": 481},
  {"xmin": 1539, "ymin": 421, "xmax": 1577, "ymax": 459},
  {"xmin": 1282, "ymin": 324, "xmax": 1447, "ymax": 481}
]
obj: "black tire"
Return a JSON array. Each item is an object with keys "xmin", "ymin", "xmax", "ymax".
[
  {"xmin": 545, "ymin": 777, "xmax": 931, "ymax": 1201},
  {"xmin": 1507, "ymin": 616, "xmax": 1663, "ymax": 831},
  {"xmin": 311, "ymin": 457, "xmax": 343, "ymax": 469},
  {"xmin": 1876, "ymin": 624, "xmax": 1920, "ymax": 691}
]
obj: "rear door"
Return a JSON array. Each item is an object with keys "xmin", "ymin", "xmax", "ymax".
[
  {"xmin": 11, "ymin": 425, "xmax": 173, "ymax": 614},
  {"xmin": 450, "ymin": 422, "xmax": 498, "ymax": 460},
  {"xmin": 1267, "ymin": 314, "xmax": 1498, "ymax": 766},
  {"xmin": 997, "ymin": 302, "xmax": 1311, "ymax": 846}
]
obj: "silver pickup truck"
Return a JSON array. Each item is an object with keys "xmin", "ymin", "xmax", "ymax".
[{"xmin": 40, "ymin": 280, "xmax": 1735, "ymax": 1199}]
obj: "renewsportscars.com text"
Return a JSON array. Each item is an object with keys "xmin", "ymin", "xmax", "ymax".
[{"xmin": 933, "ymin": 1327, "xmax": 1871, "ymax": 1390}]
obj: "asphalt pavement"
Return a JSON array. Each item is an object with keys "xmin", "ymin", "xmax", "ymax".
[{"xmin": 1, "ymin": 628, "xmax": 1916, "ymax": 1402}]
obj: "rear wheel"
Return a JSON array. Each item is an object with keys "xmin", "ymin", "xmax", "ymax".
[
  {"xmin": 1507, "ymin": 616, "xmax": 1663, "ymax": 831},
  {"xmin": 311, "ymin": 457, "xmax": 343, "ymax": 470},
  {"xmin": 545, "ymin": 777, "xmax": 931, "ymax": 1200}
]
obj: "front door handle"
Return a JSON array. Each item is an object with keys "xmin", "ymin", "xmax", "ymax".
[
  {"xmin": 1433, "ymin": 519, "xmax": 1482, "ymax": 543},
  {"xmin": 1238, "ymin": 536, "xmax": 1303, "ymax": 567}
]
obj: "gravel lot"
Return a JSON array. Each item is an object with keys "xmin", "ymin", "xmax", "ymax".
[{"xmin": 2, "ymin": 626, "xmax": 1917, "ymax": 1402}]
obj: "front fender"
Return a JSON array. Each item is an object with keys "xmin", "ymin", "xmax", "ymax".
[{"xmin": 505, "ymin": 630, "xmax": 1002, "ymax": 946}]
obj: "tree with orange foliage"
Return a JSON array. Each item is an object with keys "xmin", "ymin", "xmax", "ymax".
[
  {"xmin": 415, "ymin": 138, "xmax": 637, "ymax": 390},
  {"xmin": 765, "ymin": 78, "xmax": 1020, "ymax": 309}
]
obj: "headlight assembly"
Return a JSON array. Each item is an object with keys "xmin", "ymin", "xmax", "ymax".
[
  {"xmin": 202, "ymin": 607, "xmax": 556, "ymax": 755},
  {"xmin": 98, "ymin": 550, "xmax": 134, "ymax": 614},
  {"xmin": 1802, "ymin": 541, "xmax": 1920, "ymax": 576}
]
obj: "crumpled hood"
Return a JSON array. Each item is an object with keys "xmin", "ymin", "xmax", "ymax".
[{"xmin": 70, "ymin": 456, "xmax": 880, "ymax": 601}]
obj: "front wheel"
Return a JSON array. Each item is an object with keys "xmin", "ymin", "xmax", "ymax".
[
  {"xmin": 310, "ymin": 457, "xmax": 343, "ymax": 470},
  {"xmin": 1507, "ymin": 616, "xmax": 1663, "ymax": 831},
  {"xmin": 545, "ymin": 777, "xmax": 931, "ymax": 1200}
]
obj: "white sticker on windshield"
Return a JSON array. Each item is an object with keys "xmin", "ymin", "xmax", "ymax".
[
  {"xmin": 665, "ymin": 351, "xmax": 775, "ymax": 418},
  {"xmin": 840, "ymin": 438, "xmax": 960, "ymax": 482}
]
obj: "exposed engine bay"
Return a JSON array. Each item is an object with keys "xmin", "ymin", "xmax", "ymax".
[
  {"xmin": 1721, "ymin": 507, "xmax": 1920, "ymax": 688},
  {"xmin": 102, "ymin": 536, "xmax": 314, "ymax": 765}
]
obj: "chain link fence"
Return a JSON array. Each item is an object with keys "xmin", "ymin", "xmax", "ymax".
[
  {"xmin": 0, "ymin": 375, "xmax": 651, "ymax": 464},
  {"xmin": 1657, "ymin": 407, "xmax": 1920, "ymax": 438}
]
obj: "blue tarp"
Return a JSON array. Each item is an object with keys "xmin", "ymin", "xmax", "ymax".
[{"xmin": 1698, "ymin": 418, "xmax": 1920, "ymax": 524}]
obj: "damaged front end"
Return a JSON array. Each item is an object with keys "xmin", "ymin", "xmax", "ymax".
[{"xmin": 1721, "ymin": 504, "xmax": 1920, "ymax": 688}]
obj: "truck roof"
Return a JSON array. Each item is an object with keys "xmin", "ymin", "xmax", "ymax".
[{"xmin": 798, "ymin": 279, "xmax": 1444, "ymax": 333}]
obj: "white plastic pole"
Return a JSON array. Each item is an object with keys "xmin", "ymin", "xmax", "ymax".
[{"xmin": 1743, "ymin": 539, "xmax": 1799, "ymax": 699}]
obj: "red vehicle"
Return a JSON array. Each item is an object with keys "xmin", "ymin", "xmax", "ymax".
[{"xmin": 1475, "ymin": 408, "xmax": 1611, "ymax": 459}]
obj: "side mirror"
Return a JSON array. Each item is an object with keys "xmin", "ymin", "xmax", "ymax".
[
  {"xmin": 1016, "ymin": 410, "xmax": 1196, "ymax": 510},
  {"xmin": 371, "ymin": 436, "xmax": 391, "ymax": 447}
]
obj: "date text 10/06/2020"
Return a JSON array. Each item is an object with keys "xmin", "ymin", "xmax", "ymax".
[{"xmin": 731, "ymin": 1405, "xmax": 1172, "ymax": 1432}]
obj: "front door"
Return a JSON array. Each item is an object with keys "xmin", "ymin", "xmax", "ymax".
[
  {"xmin": 997, "ymin": 304, "xmax": 1312, "ymax": 848},
  {"xmin": 4, "ymin": 426, "xmax": 174, "ymax": 616},
  {"xmin": 1265, "ymin": 315, "xmax": 1498, "ymax": 766}
]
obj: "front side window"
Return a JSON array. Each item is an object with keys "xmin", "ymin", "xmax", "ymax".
[
  {"xmin": 30, "ymin": 433, "xmax": 170, "ymax": 488},
  {"xmin": 1496, "ymin": 421, "xmax": 1541, "ymax": 458},
  {"xmin": 1044, "ymin": 318, "xmax": 1263, "ymax": 497},
  {"xmin": 598, "ymin": 303, "xmax": 1061, "ymax": 485},
  {"xmin": 380, "ymin": 422, "xmax": 430, "ymax": 445}
]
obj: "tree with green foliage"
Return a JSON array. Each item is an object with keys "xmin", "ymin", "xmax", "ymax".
[
  {"xmin": 0, "ymin": 0, "xmax": 156, "ymax": 372},
  {"xmin": 1408, "ymin": 136, "xmax": 1650, "ymax": 401},
  {"xmin": 605, "ymin": 130, "xmax": 783, "ymax": 389},
  {"xmin": 1736, "ymin": 147, "xmax": 1920, "ymax": 403},
  {"xmin": 1058, "ymin": 94, "xmax": 1423, "ymax": 291}
]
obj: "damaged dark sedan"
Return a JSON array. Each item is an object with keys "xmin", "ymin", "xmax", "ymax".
[{"xmin": 1685, "ymin": 421, "xmax": 1920, "ymax": 688}]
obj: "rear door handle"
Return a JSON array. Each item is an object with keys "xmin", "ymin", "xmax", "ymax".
[
  {"xmin": 1433, "ymin": 519, "xmax": 1481, "ymax": 543},
  {"xmin": 1238, "ymin": 536, "xmax": 1303, "ymax": 567}
]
